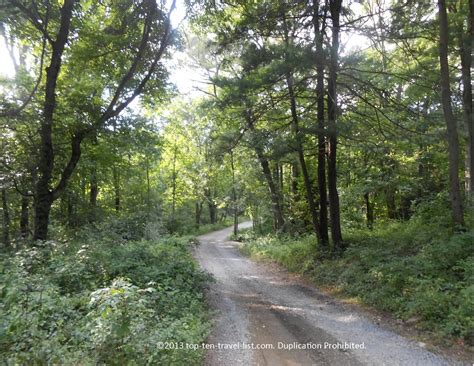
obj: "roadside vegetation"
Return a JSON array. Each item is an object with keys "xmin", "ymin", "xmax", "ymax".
[
  {"xmin": 0, "ymin": 215, "xmax": 212, "ymax": 364},
  {"xmin": 239, "ymin": 198, "xmax": 474, "ymax": 344}
]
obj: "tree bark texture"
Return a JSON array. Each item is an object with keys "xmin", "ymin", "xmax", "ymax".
[
  {"xmin": 438, "ymin": 0, "xmax": 464, "ymax": 227},
  {"xmin": 33, "ymin": 0, "xmax": 76, "ymax": 240},
  {"xmin": 313, "ymin": 0, "xmax": 329, "ymax": 246},
  {"xmin": 459, "ymin": 0, "xmax": 473, "ymax": 196},
  {"xmin": 327, "ymin": 0, "xmax": 343, "ymax": 249}
]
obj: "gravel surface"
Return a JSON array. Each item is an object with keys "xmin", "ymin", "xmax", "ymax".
[{"xmin": 194, "ymin": 223, "xmax": 464, "ymax": 366}]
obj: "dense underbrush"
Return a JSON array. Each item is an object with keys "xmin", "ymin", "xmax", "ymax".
[
  {"xmin": 0, "ymin": 218, "xmax": 212, "ymax": 364},
  {"xmin": 240, "ymin": 207, "xmax": 474, "ymax": 344}
]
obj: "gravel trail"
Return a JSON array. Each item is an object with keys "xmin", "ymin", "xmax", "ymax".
[{"xmin": 194, "ymin": 223, "xmax": 462, "ymax": 366}]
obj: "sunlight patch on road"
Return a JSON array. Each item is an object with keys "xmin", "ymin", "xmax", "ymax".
[
  {"xmin": 269, "ymin": 304, "xmax": 304, "ymax": 313},
  {"xmin": 336, "ymin": 314, "xmax": 358, "ymax": 323}
]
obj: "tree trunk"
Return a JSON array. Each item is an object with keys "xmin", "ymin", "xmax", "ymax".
[
  {"xmin": 364, "ymin": 192, "xmax": 374, "ymax": 230},
  {"xmin": 33, "ymin": 0, "xmax": 76, "ymax": 240},
  {"xmin": 233, "ymin": 203, "xmax": 239, "ymax": 236},
  {"xmin": 33, "ymin": 193, "xmax": 54, "ymax": 241},
  {"xmin": 89, "ymin": 167, "xmax": 98, "ymax": 221},
  {"xmin": 273, "ymin": 162, "xmax": 280, "ymax": 191},
  {"xmin": 286, "ymin": 72, "xmax": 321, "ymax": 242},
  {"xmin": 245, "ymin": 107, "xmax": 285, "ymax": 231},
  {"xmin": 204, "ymin": 188, "xmax": 217, "ymax": 224},
  {"xmin": 317, "ymin": 117, "xmax": 329, "ymax": 244},
  {"xmin": 171, "ymin": 144, "xmax": 177, "ymax": 216},
  {"xmin": 459, "ymin": 1, "xmax": 473, "ymax": 196},
  {"xmin": 113, "ymin": 167, "xmax": 120, "ymax": 212},
  {"xmin": 399, "ymin": 195, "xmax": 412, "ymax": 220},
  {"xmin": 146, "ymin": 158, "xmax": 151, "ymax": 212},
  {"xmin": 2, "ymin": 188, "xmax": 10, "ymax": 247},
  {"xmin": 291, "ymin": 162, "xmax": 299, "ymax": 198},
  {"xmin": 251, "ymin": 203, "xmax": 257, "ymax": 231},
  {"xmin": 279, "ymin": 164, "xmax": 284, "ymax": 193},
  {"xmin": 230, "ymin": 150, "xmax": 238, "ymax": 236},
  {"xmin": 327, "ymin": 0, "xmax": 343, "ymax": 250},
  {"xmin": 89, "ymin": 134, "xmax": 99, "ymax": 222},
  {"xmin": 210, "ymin": 200, "xmax": 217, "ymax": 224},
  {"xmin": 20, "ymin": 196, "xmax": 29, "ymax": 239},
  {"xmin": 438, "ymin": 0, "xmax": 464, "ymax": 227},
  {"xmin": 210, "ymin": 204, "xmax": 217, "ymax": 224},
  {"xmin": 195, "ymin": 201, "xmax": 202, "ymax": 228},
  {"xmin": 220, "ymin": 210, "xmax": 227, "ymax": 223},
  {"xmin": 313, "ymin": 0, "xmax": 329, "ymax": 246},
  {"xmin": 385, "ymin": 188, "xmax": 397, "ymax": 219},
  {"xmin": 89, "ymin": 177, "xmax": 98, "ymax": 206}
]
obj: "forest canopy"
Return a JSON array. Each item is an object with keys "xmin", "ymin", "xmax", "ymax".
[{"xmin": 1, "ymin": 0, "xmax": 472, "ymax": 242}]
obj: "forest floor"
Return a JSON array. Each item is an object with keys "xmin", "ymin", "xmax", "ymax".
[{"xmin": 194, "ymin": 223, "xmax": 467, "ymax": 366}]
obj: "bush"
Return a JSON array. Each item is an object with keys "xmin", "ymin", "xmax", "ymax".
[{"xmin": 0, "ymin": 221, "xmax": 212, "ymax": 364}]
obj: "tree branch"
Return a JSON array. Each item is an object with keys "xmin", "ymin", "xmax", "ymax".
[
  {"xmin": 0, "ymin": 35, "xmax": 46, "ymax": 118},
  {"xmin": 8, "ymin": 0, "xmax": 53, "ymax": 44},
  {"xmin": 52, "ymin": 0, "xmax": 177, "ymax": 199},
  {"xmin": 101, "ymin": 0, "xmax": 177, "ymax": 122}
]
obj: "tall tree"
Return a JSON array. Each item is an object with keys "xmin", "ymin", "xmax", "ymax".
[
  {"xmin": 33, "ymin": 0, "xmax": 77, "ymax": 240},
  {"xmin": 437, "ymin": 0, "xmax": 464, "ymax": 227},
  {"xmin": 229, "ymin": 150, "xmax": 239, "ymax": 236},
  {"xmin": 327, "ymin": 0, "xmax": 343, "ymax": 249},
  {"xmin": 458, "ymin": 0, "xmax": 473, "ymax": 196},
  {"xmin": 5, "ymin": 0, "xmax": 177, "ymax": 239},
  {"xmin": 313, "ymin": 0, "xmax": 329, "ymax": 246},
  {"xmin": 282, "ymin": 12, "xmax": 321, "ymax": 242},
  {"xmin": 245, "ymin": 105, "xmax": 286, "ymax": 231},
  {"xmin": 20, "ymin": 196, "xmax": 29, "ymax": 238}
]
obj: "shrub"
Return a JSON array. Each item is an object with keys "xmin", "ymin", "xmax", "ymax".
[{"xmin": 0, "ymin": 221, "xmax": 211, "ymax": 364}]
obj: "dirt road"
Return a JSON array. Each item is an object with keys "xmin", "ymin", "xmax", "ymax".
[{"xmin": 194, "ymin": 223, "xmax": 460, "ymax": 366}]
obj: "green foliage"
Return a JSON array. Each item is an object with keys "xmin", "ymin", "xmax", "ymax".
[
  {"xmin": 1, "ymin": 0, "xmax": 472, "ymax": 359},
  {"xmin": 182, "ymin": 220, "xmax": 237, "ymax": 236},
  {"xmin": 241, "ymin": 207, "xmax": 474, "ymax": 342},
  {"xmin": 240, "ymin": 233, "xmax": 316, "ymax": 274},
  {"xmin": 0, "ymin": 219, "xmax": 211, "ymax": 364}
]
